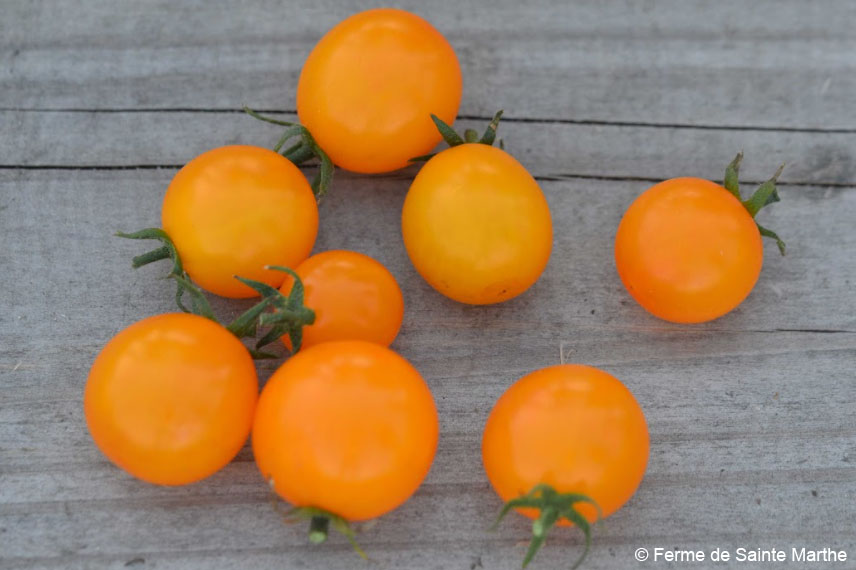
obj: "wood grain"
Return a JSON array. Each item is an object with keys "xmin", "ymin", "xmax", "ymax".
[
  {"xmin": 1, "ymin": 169, "xmax": 854, "ymax": 569},
  {"xmin": 3, "ymin": 1, "xmax": 856, "ymax": 128},
  {"xmin": 2, "ymin": 110, "xmax": 856, "ymax": 187},
  {"xmin": 2, "ymin": 1, "xmax": 855, "ymax": 569}
]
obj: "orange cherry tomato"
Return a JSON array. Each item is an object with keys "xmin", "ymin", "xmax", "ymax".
[
  {"xmin": 280, "ymin": 250, "xmax": 404, "ymax": 349},
  {"xmin": 162, "ymin": 145, "xmax": 318, "ymax": 298},
  {"xmin": 252, "ymin": 341, "xmax": 438, "ymax": 521},
  {"xmin": 615, "ymin": 177, "xmax": 763, "ymax": 323},
  {"xmin": 402, "ymin": 144, "xmax": 552, "ymax": 305},
  {"xmin": 482, "ymin": 364, "xmax": 649, "ymax": 524},
  {"xmin": 84, "ymin": 313, "xmax": 258, "ymax": 485},
  {"xmin": 297, "ymin": 8, "xmax": 462, "ymax": 173}
]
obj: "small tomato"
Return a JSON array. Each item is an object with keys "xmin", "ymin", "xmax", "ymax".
[{"xmin": 279, "ymin": 250, "xmax": 404, "ymax": 349}]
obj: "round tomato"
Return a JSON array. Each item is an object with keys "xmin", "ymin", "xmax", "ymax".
[
  {"xmin": 162, "ymin": 145, "xmax": 318, "ymax": 299},
  {"xmin": 615, "ymin": 177, "xmax": 763, "ymax": 323},
  {"xmin": 279, "ymin": 250, "xmax": 404, "ymax": 349},
  {"xmin": 297, "ymin": 9, "xmax": 462, "ymax": 174},
  {"xmin": 252, "ymin": 341, "xmax": 438, "ymax": 521},
  {"xmin": 84, "ymin": 313, "xmax": 258, "ymax": 485},
  {"xmin": 402, "ymin": 143, "xmax": 552, "ymax": 305},
  {"xmin": 482, "ymin": 364, "xmax": 648, "ymax": 523}
]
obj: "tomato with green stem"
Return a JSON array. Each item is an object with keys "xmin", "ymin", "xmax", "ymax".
[
  {"xmin": 163, "ymin": 145, "xmax": 318, "ymax": 298},
  {"xmin": 402, "ymin": 112, "xmax": 552, "ymax": 305},
  {"xmin": 84, "ymin": 267, "xmax": 317, "ymax": 484},
  {"xmin": 117, "ymin": 225, "xmax": 316, "ymax": 357},
  {"xmin": 278, "ymin": 250, "xmax": 404, "ymax": 349},
  {"xmin": 483, "ymin": 364, "xmax": 649, "ymax": 568},
  {"xmin": 120, "ymin": 144, "xmax": 319, "ymax": 301},
  {"xmin": 615, "ymin": 153, "xmax": 786, "ymax": 323},
  {"xmin": 252, "ymin": 341, "xmax": 438, "ymax": 552},
  {"xmin": 295, "ymin": 8, "xmax": 462, "ymax": 174}
]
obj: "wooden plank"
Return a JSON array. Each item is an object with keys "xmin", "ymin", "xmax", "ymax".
[
  {"xmin": 0, "ymin": 170, "xmax": 852, "ymax": 344},
  {"xmin": 3, "ymin": 110, "xmax": 856, "ymax": 186},
  {"xmin": 1, "ymin": 170, "xmax": 854, "ymax": 569},
  {"xmin": 4, "ymin": 1, "xmax": 856, "ymax": 568},
  {"xmin": 3, "ymin": 1, "xmax": 855, "ymax": 128}
]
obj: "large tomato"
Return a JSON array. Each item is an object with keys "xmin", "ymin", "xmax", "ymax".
[
  {"xmin": 615, "ymin": 156, "xmax": 785, "ymax": 323},
  {"xmin": 402, "ymin": 143, "xmax": 552, "ymax": 305},
  {"xmin": 252, "ymin": 341, "xmax": 438, "ymax": 522},
  {"xmin": 482, "ymin": 364, "xmax": 648, "ymax": 567},
  {"xmin": 84, "ymin": 313, "xmax": 258, "ymax": 485},
  {"xmin": 297, "ymin": 9, "xmax": 462, "ymax": 173},
  {"xmin": 162, "ymin": 145, "xmax": 318, "ymax": 298}
]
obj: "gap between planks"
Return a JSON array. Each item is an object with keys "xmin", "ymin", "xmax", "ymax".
[
  {"xmin": 1, "ymin": 164, "xmax": 854, "ymax": 189},
  {"xmin": 2, "ymin": 107, "xmax": 856, "ymax": 135}
]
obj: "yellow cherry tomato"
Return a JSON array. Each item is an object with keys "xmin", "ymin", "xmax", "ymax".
[
  {"xmin": 483, "ymin": 364, "xmax": 649, "ymax": 523},
  {"xmin": 615, "ymin": 177, "xmax": 763, "ymax": 323},
  {"xmin": 162, "ymin": 145, "xmax": 318, "ymax": 298},
  {"xmin": 402, "ymin": 143, "xmax": 552, "ymax": 305},
  {"xmin": 615, "ymin": 154, "xmax": 787, "ymax": 323},
  {"xmin": 252, "ymin": 341, "xmax": 438, "ymax": 522},
  {"xmin": 297, "ymin": 9, "xmax": 462, "ymax": 173},
  {"xmin": 482, "ymin": 364, "xmax": 649, "ymax": 567},
  {"xmin": 280, "ymin": 250, "xmax": 404, "ymax": 349},
  {"xmin": 84, "ymin": 313, "xmax": 258, "ymax": 485}
]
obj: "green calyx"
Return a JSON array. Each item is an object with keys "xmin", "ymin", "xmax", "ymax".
[
  {"xmin": 117, "ymin": 229, "xmax": 314, "ymax": 358},
  {"xmin": 274, "ymin": 501, "xmax": 367, "ymax": 560},
  {"xmin": 723, "ymin": 152, "xmax": 787, "ymax": 255},
  {"xmin": 492, "ymin": 484, "xmax": 601, "ymax": 569},
  {"xmin": 243, "ymin": 106, "xmax": 334, "ymax": 202},
  {"xmin": 410, "ymin": 110, "xmax": 505, "ymax": 162},
  {"xmin": 235, "ymin": 266, "xmax": 316, "ymax": 355}
]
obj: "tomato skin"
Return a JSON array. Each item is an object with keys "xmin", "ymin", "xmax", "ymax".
[
  {"xmin": 84, "ymin": 313, "xmax": 258, "ymax": 486},
  {"xmin": 615, "ymin": 177, "xmax": 763, "ymax": 323},
  {"xmin": 402, "ymin": 143, "xmax": 552, "ymax": 305},
  {"xmin": 162, "ymin": 145, "xmax": 318, "ymax": 299},
  {"xmin": 252, "ymin": 341, "xmax": 438, "ymax": 521},
  {"xmin": 482, "ymin": 365, "xmax": 648, "ymax": 523},
  {"xmin": 297, "ymin": 9, "xmax": 462, "ymax": 174},
  {"xmin": 280, "ymin": 250, "xmax": 404, "ymax": 349}
]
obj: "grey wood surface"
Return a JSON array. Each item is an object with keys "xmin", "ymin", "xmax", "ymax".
[{"xmin": 1, "ymin": 1, "xmax": 855, "ymax": 569}]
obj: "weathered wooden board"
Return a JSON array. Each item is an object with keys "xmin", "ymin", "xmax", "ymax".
[
  {"xmin": 2, "ymin": 0, "xmax": 856, "ymax": 569},
  {"xmin": 3, "ymin": 110, "xmax": 856, "ymax": 186},
  {"xmin": 3, "ymin": 1, "xmax": 856, "ymax": 128},
  {"xmin": 1, "ymin": 169, "xmax": 854, "ymax": 569}
]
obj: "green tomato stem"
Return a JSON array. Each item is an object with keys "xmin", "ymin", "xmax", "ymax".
[
  {"xmin": 409, "ymin": 110, "xmax": 505, "ymax": 163},
  {"xmin": 492, "ymin": 483, "xmax": 601, "ymax": 570},
  {"xmin": 720, "ymin": 153, "xmax": 787, "ymax": 255},
  {"xmin": 273, "ymin": 501, "xmax": 368, "ymax": 560},
  {"xmin": 243, "ymin": 106, "xmax": 335, "ymax": 202},
  {"xmin": 308, "ymin": 516, "xmax": 330, "ymax": 544},
  {"xmin": 116, "ymin": 229, "xmax": 315, "ymax": 356}
]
